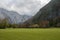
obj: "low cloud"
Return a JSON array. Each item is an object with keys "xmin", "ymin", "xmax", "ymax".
[{"xmin": 0, "ymin": 0, "xmax": 50, "ymax": 16}]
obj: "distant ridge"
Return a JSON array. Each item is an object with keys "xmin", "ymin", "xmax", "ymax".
[{"xmin": 0, "ymin": 8, "xmax": 31, "ymax": 24}]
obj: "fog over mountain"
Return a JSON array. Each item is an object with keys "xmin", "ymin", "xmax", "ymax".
[
  {"xmin": 0, "ymin": 0, "xmax": 50, "ymax": 16},
  {"xmin": 0, "ymin": 8, "xmax": 32, "ymax": 24}
]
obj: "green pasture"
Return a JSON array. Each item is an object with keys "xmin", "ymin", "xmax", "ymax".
[{"xmin": 0, "ymin": 28, "xmax": 60, "ymax": 40}]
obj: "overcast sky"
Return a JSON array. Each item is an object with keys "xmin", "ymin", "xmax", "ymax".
[{"xmin": 0, "ymin": 0, "xmax": 51, "ymax": 16}]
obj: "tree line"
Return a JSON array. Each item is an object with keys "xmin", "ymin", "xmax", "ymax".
[{"xmin": 0, "ymin": 16, "xmax": 60, "ymax": 29}]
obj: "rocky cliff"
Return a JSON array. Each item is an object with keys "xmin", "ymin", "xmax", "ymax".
[{"xmin": 25, "ymin": 0, "xmax": 60, "ymax": 27}]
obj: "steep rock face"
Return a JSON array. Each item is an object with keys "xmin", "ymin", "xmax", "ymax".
[
  {"xmin": 25, "ymin": 0, "xmax": 60, "ymax": 27},
  {"xmin": 28, "ymin": 0, "xmax": 60, "ymax": 23},
  {"xmin": 0, "ymin": 8, "xmax": 31, "ymax": 24}
]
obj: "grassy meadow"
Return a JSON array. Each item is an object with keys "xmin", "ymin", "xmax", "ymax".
[{"xmin": 0, "ymin": 28, "xmax": 60, "ymax": 40}]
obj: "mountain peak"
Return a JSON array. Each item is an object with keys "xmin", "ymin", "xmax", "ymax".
[
  {"xmin": 0, "ymin": 8, "xmax": 32, "ymax": 24},
  {"xmin": 25, "ymin": 0, "xmax": 60, "ymax": 27}
]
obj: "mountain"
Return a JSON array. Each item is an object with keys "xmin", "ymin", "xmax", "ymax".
[
  {"xmin": 25, "ymin": 0, "xmax": 60, "ymax": 27},
  {"xmin": 0, "ymin": 8, "xmax": 31, "ymax": 24}
]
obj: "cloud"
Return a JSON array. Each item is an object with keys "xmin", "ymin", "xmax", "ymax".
[{"xmin": 0, "ymin": 0, "xmax": 50, "ymax": 16}]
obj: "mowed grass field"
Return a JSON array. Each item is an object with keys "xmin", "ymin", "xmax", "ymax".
[{"xmin": 0, "ymin": 28, "xmax": 60, "ymax": 40}]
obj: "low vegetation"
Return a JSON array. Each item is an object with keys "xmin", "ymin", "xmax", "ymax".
[{"xmin": 0, "ymin": 28, "xmax": 60, "ymax": 40}]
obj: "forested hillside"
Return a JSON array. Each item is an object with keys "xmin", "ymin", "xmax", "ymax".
[{"xmin": 24, "ymin": 0, "xmax": 60, "ymax": 28}]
